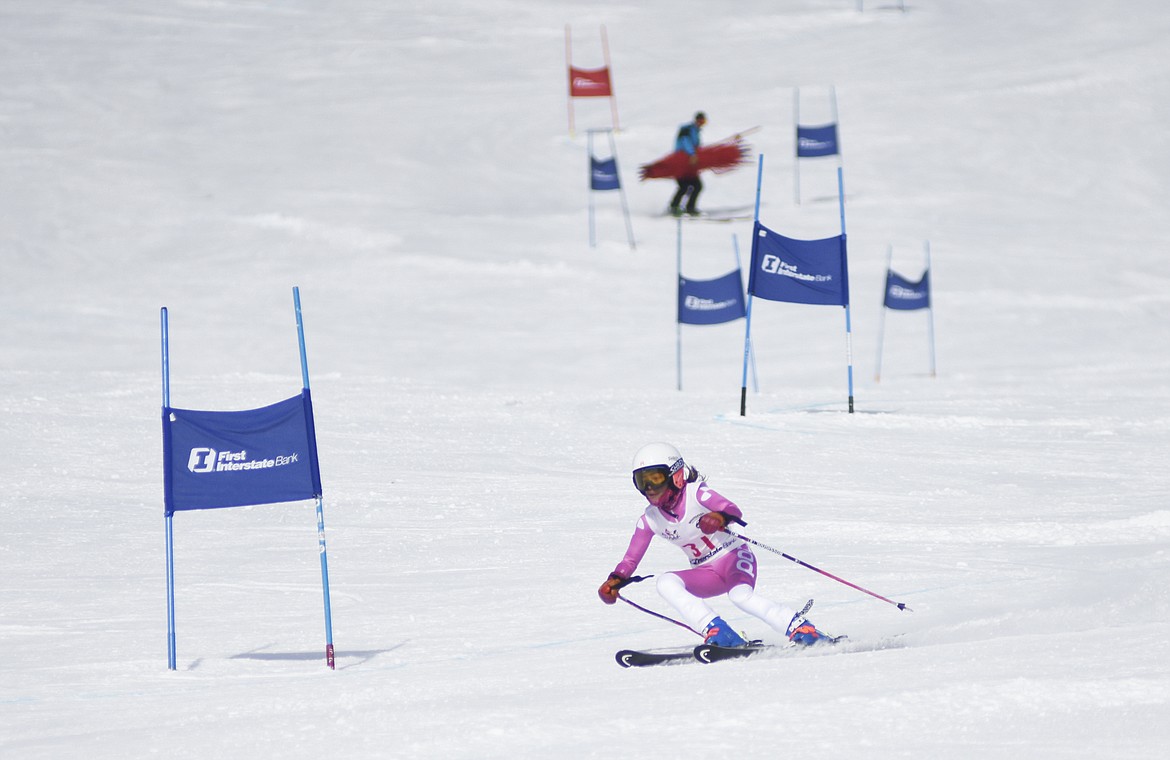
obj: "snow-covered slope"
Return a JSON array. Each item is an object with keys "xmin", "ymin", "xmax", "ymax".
[{"xmin": 2, "ymin": 1, "xmax": 1168, "ymax": 757}]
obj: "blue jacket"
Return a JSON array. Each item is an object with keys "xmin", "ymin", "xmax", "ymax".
[{"xmin": 675, "ymin": 121, "xmax": 701, "ymax": 156}]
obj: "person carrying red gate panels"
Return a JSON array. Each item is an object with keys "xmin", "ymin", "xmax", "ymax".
[
  {"xmin": 639, "ymin": 116, "xmax": 751, "ymax": 211},
  {"xmin": 669, "ymin": 112, "xmax": 706, "ymax": 216}
]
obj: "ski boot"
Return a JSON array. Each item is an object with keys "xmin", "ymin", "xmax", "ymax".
[
  {"xmin": 704, "ymin": 616, "xmax": 747, "ymax": 648},
  {"xmin": 786, "ymin": 613, "xmax": 826, "ymax": 646}
]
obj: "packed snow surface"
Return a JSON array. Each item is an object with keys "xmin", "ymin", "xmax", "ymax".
[{"xmin": 2, "ymin": 1, "xmax": 1168, "ymax": 757}]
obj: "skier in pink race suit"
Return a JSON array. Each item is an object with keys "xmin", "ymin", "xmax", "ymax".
[{"xmin": 598, "ymin": 442, "xmax": 827, "ymax": 647}]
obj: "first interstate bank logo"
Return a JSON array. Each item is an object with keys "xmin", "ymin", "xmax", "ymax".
[{"xmin": 188, "ymin": 448, "xmax": 299, "ymax": 473}]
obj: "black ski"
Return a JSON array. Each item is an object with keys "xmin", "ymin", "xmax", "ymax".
[
  {"xmin": 657, "ymin": 211, "xmax": 752, "ymax": 223},
  {"xmin": 615, "ymin": 647, "xmax": 695, "ymax": 668},
  {"xmin": 619, "ymin": 632, "xmax": 863, "ymax": 667},
  {"xmin": 694, "ymin": 634, "xmax": 848, "ymax": 664},
  {"xmin": 691, "ymin": 212, "xmax": 752, "ymax": 222},
  {"xmin": 693, "ymin": 641, "xmax": 769, "ymax": 663}
]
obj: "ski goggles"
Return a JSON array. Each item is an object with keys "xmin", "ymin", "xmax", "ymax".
[{"xmin": 633, "ymin": 466, "xmax": 672, "ymax": 494}]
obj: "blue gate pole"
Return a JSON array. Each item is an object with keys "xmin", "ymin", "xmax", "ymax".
[
  {"xmin": 587, "ymin": 130, "xmax": 596, "ymax": 248},
  {"xmin": 875, "ymin": 245, "xmax": 892, "ymax": 382},
  {"xmin": 676, "ymin": 215, "xmax": 683, "ymax": 391},
  {"xmin": 793, "ymin": 90, "xmax": 801, "ymax": 205},
  {"xmin": 740, "ymin": 154, "xmax": 765, "ymax": 416},
  {"xmin": 925, "ymin": 240, "xmax": 937, "ymax": 377},
  {"xmin": 293, "ymin": 287, "xmax": 336, "ymax": 670},
  {"xmin": 610, "ymin": 129, "xmax": 636, "ymax": 250},
  {"xmin": 161, "ymin": 307, "xmax": 177, "ymax": 670},
  {"xmin": 732, "ymin": 234, "xmax": 759, "ymax": 394},
  {"xmin": 838, "ymin": 167, "xmax": 855, "ymax": 413}
]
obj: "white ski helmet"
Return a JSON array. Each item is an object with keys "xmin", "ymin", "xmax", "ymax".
[{"xmin": 631, "ymin": 442, "xmax": 685, "ymax": 492}]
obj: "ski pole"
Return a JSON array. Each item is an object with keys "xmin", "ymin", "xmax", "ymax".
[
  {"xmin": 725, "ymin": 529, "xmax": 913, "ymax": 612},
  {"xmin": 615, "ymin": 575, "xmax": 703, "ymax": 637}
]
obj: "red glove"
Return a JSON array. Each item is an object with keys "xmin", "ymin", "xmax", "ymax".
[
  {"xmin": 598, "ymin": 573, "xmax": 626, "ymax": 605},
  {"xmin": 698, "ymin": 511, "xmax": 728, "ymax": 535}
]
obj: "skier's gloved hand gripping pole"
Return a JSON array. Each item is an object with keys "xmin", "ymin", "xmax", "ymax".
[{"xmin": 723, "ymin": 516, "xmax": 913, "ymax": 612}]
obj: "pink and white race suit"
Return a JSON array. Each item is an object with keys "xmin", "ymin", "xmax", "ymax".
[{"xmin": 611, "ymin": 481, "xmax": 799, "ymax": 635}]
